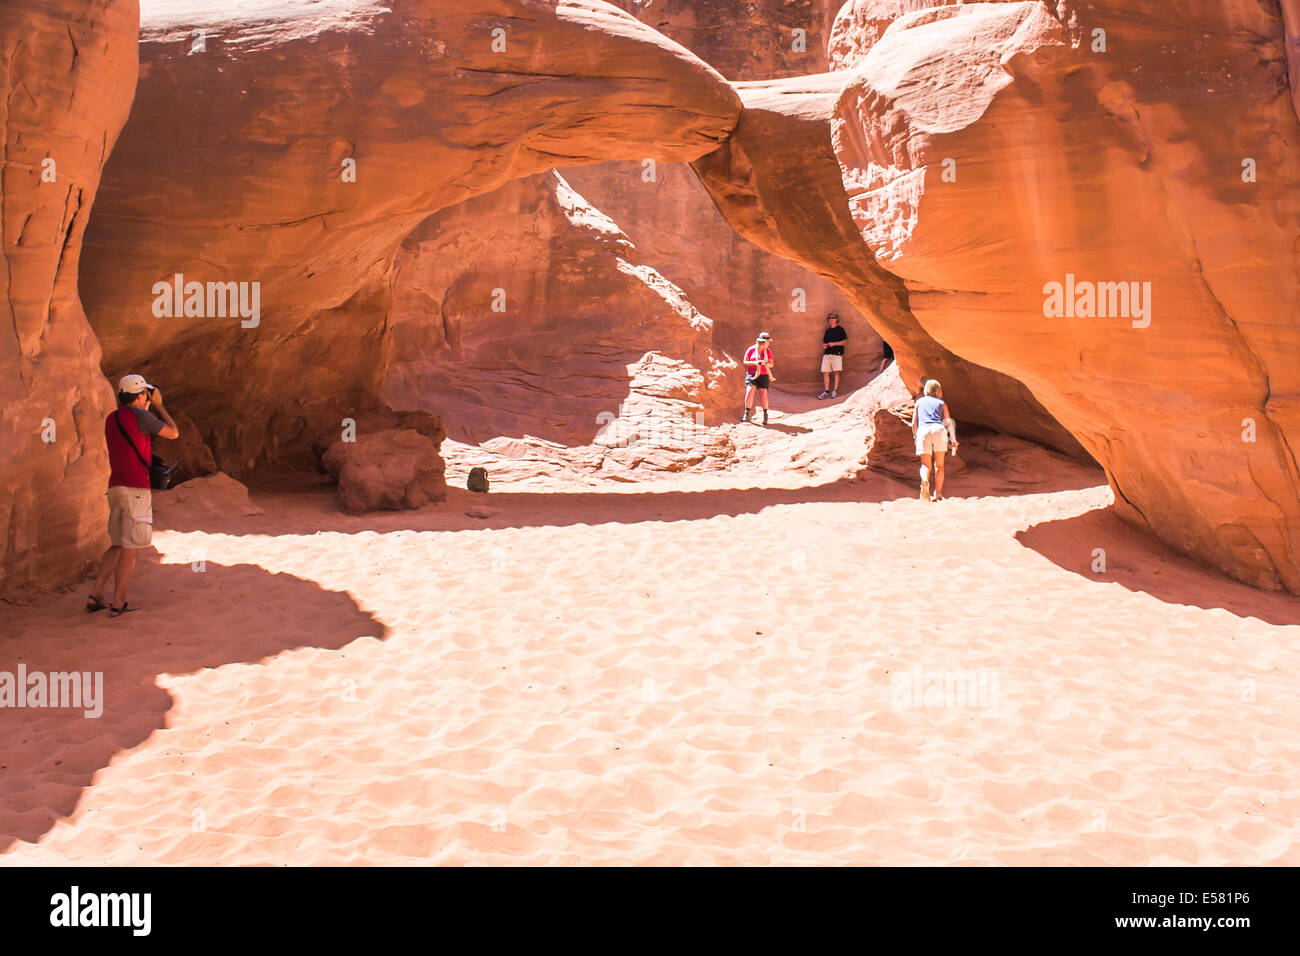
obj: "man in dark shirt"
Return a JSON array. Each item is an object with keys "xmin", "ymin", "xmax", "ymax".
[
  {"xmin": 878, "ymin": 339, "xmax": 895, "ymax": 374},
  {"xmin": 87, "ymin": 374, "xmax": 179, "ymax": 616},
  {"xmin": 818, "ymin": 312, "xmax": 848, "ymax": 399}
]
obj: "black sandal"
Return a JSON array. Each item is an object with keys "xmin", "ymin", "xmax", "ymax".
[
  {"xmin": 108, "ymin": 602, "xmax": 139, "ymax": 617},
  {"xmin": 86, "ymin": 594, "xmax": 109, "ymax": 613}
]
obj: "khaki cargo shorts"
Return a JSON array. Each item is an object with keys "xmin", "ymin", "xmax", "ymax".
[
  {"xmin": 107, "ymin": 485, "xmax": 153, "ymax": 548},
  {"xmin": 820, "ymin": 354, "xmax": 843, "ymax": 373}
]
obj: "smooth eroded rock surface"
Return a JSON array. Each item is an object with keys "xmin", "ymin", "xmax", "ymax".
[
  {"xmin": 0, "ymin": 0, "xmax": 138, "ymax": 600},
  {"xmin": 692, "ymin": 71, "xmax": 1088, "ymax": 457},
  {"xmin": 832, "ymin": 0, "xmax": 1300, "ymax": 591},
  {"xmin": 568, "ymin": 0, "xmax": 881, "ymax": 390},
  {"xmin": 382, "ymin": 171, "xmax": 740, "ymax": 447},
  {"xmin": 81, "ymin": 0, "xmax": 741, "ymax": 476}
]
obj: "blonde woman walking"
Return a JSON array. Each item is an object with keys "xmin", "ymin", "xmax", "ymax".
[{"xmin": 911, "ymin": 379, "xmax": 957, "ymax": 501}]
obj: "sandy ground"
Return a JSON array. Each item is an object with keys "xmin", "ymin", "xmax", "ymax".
[{"xmin": 2, "ymin": 385, "xmax": 1299, "ymax": 865}]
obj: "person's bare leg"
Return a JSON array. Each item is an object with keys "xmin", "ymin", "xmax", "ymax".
[
  {"xmin": 91, "ymin": 546, "xmax": 120, "ymax": 601},
  {"xmin": 112, "ymin": 548, "xmax": 137, "ymax": 608},
  {"xmin": 919, "ymin": 454, "xmax": 930, "ymax": 501},
  {"xmin": 822, "ymin": 370, "xmax": 831, "ymax": 391},
  {"xmin": 833, "ymin": 370, "xmax": 841, "ymax": 392},
  {"xmin": 934, "ymin": 454, "xmax": 946, "ymax": 499}
]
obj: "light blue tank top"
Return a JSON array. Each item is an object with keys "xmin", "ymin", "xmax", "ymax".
[{"xmin": 916, "ymin": 396, "xmax": 945, "ymax": 427}]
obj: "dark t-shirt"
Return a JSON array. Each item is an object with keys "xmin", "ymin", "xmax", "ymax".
[
  {"xmin": 823, "ymin": 325, "xmax": 848, "ymax": 355},
  {"xmin": 106, "ymin": 407, "xmax": 165, "ymax": 489}
]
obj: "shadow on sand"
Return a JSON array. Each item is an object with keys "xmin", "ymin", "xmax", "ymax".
[
  {"xmin": 0, "ymin": 557, "xmax": 386, "ymax": 851},
  {"xmin": 220, "ymin": 453, "xmax": 1103, "ymax": 539},
  {"xmin": 1017, "ymin": 508, "xmax": 1300, "ymax": 627}
]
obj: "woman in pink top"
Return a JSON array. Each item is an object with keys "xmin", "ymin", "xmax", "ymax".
[{"xmin": 742, "ymin": 331, "xmax": 775, "ymax": 425}]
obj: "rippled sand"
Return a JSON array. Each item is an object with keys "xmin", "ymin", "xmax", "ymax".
[{"xmin": 3, "ymin": 395, "xmax": 1298, "ymax": 865}]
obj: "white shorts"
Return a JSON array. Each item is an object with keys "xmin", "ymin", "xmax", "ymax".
[
  {"xmin": 821, "ymin": 354, "xmax": 843, "ymax": 373},
  {"xmin": 915, "ymin": 423, "xmax": 948, "ymax": 456},
  {"xmin": 107, "ymin": 485, "xmax": 153, "ymax": 548}
]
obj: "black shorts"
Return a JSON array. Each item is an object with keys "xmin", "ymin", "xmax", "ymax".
[{"xmin": 745, "ymin": 373, "xmax": 770, "ymax": 390}]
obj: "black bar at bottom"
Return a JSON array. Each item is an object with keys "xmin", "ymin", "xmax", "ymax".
[{"xmin": 0, "ymin": 866, "xmax": 1286, "ymax": 944}]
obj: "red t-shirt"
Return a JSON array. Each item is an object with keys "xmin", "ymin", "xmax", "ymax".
[
  {"xmin": 744, "ymin": 345, "xmax": 773, "ymax": 375},
  {"xmin": 106, "ymin": 408, "xmax": 163, "ymax": 489}
]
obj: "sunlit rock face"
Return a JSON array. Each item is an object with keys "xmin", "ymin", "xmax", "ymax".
[
  {"xmin": 80, "ymin": 0, "xmax": 741, "ymax": 478},
  {"xmin": 382, "ymin": 171, "xmax": 740, "ymax": 449},
  {"xmin": 567, "ymin": 0, "xmax": 883, "ymax": 388},
  {"xmin": 830, "ymin": 0, "xmax": 1300, "ymax": 592},
  {"xmin": 692, "ymin": 71, "xmax": 1088, "ymax": 459}
]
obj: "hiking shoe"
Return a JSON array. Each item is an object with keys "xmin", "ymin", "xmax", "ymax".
[
  {"xmin": 742, "ymin": 408, "xmax": 751, "ymax": 422},
  {"xmin": 920, "ymin": 480, "xmax": 930, "ymax": 501},
  {"xmin": 817, "ymin": 391, "xmax": 830, "ymax": 400},
  {"xmin": 831, "ymin": 389, "xmax": 838, "ymax": 398},
  {"xmin": 762, "ymin": 410, "xmax": 769, "ymax": 425}
]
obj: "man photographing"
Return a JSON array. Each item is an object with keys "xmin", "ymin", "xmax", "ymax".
[{"xmin": 86, "ymin": 374, "xmax": 179, "ymax": 616}]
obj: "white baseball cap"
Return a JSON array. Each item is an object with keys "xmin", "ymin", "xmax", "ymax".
[{"xmin": 118, "ymin": 373, "xmax": 154, "ymax": 394}]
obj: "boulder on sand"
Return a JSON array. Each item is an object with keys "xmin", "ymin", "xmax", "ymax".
[
  {"xmin": 318, "ymin": 408, "xmax": 447, "ymax": 515},
  {"xmin": 153, "ymin": 472, "xmax": 265, "ymax": 528}
]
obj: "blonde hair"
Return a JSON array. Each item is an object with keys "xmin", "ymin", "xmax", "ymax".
[{"xmin": 924, "ymin": 380, "xmax": 942, "ymax": 397}]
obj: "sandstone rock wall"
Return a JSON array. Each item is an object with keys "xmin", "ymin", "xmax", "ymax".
[
  {"xmin": 564, "ymin": 0, "xmax": 883, "ymax": 390},
  {"xmin": 830, "ymin": 0, "xmax": 1300, "ymax": 591},
  {"xmin": 609, "ymin": 0, "xmax": 844, "ymax": 81},
  {"xmin": 692, "ymin": 72, "xmax": 1089, "ymax": 457},
  {"xmin": 80, "ymin": 0, "xmax": 741, "ymax": 477},
  {"xmin": 383, "ymin": 171, "xmax": 740, "ymax": 445},
  {"xmin": 1280, "ymin": 0, "xmax": 1300, "ymax": 121},
  {"xmin": 7, "ymin": 0, "xmax": 1296, "ymax": 600},
  {"xmin": 559, "ymin": 160, "xmax": 880, "ymax": 387},
  {"xmin": 0, "ymin": 0, "xmax": 138, "ymax": 600}
]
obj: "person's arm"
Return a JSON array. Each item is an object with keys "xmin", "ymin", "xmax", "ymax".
[
  {"xmin": 149, "ymin": 389, "xmax": 180, "ymax": 440},
  {"xmin": 911, "ymin": 404, "xmax": 918, "ymax": 435}
]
